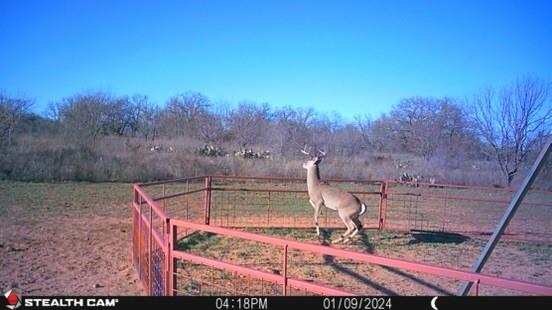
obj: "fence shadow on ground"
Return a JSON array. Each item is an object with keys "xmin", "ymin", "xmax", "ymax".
[
  {"xmin": 319, "ymin": 229, "xmax": 399, "ymax": 295},
  {"xmin": 359, "ymin": 230, "xmax": 455, "ymax": 295},
  {"xmin": 407, "ymin": 230, "xmax": 470, "ymax": 245}
]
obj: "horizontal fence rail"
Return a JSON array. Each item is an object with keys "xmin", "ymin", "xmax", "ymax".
[
  {"xmin": 170, "ymin": 218, "xmax": 552, "ymax": 296},
  {"xmin": 132, "ymin": 175, "xmax": 552, "ymax": 296}
]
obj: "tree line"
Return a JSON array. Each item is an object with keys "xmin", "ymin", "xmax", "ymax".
[{"xmin": 1, "ymin": 77, "xmax": 550, "ymax": 185}]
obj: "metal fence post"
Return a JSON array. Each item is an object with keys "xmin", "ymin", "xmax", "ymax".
[
  {"xmin": 162, "ymin": 183, "xmax": 166, "ymax": 213},
  {"xmin": 282, "ymin": 244, "xmax": 288, "ymax": 296},
  {"xmin": 165, "ymin": 218, "xmax": 171, "ymax": 296},
  {"xmin": 131, "ymin": 186, "xmax": 136, "ymax": 273},
  {"xmin": 377, "ymin": 181, "xmax": 385, "ymax": 230},
  {"xmin": 138, "ymin": 195, "xmax": 143, "ymax": 281},
  {"xmin": 204, "ymin": 176, "xmax": 212, "ymax": 225},
  {"xmin": 172, "ymin": 225, "xmax": 178, "ymax": 296},
  {"xmin": 149, "ymin": 202, "xmax": 153, "ymax": 295},
  {"xmin": 379, "ymin": 180, "xmax": 389, "ymax": 230}
]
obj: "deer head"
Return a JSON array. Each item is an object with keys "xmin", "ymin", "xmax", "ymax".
[{"xmin": 300, "ymin": 145, "xmax": 326, "ymax": 169}]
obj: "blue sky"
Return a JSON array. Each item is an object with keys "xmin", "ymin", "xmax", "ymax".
[{"xmin": 1, "ymin": 0, "xmax": 551, "ymax": 119}]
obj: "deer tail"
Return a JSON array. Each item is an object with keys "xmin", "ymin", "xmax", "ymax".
[{"xmin": 359, "ymin": 203, "xmax": 367, "ymax": 216}]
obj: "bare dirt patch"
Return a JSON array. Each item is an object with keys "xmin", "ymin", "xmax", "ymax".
[{"xmin": 0, "ymin": 181, "xmax": 143, "ymax": 295}]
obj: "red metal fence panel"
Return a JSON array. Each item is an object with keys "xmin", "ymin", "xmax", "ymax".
[{"xmin": 132, "ymin": 175, "xmax": 552, "ymax": 296}]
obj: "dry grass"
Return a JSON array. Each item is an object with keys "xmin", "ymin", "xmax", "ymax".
[{"xmin": 5, "ymin": 134, "xmax": 548, "ymax": 188}]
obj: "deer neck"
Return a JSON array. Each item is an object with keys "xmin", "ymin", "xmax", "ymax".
[{"xmin": 306, "ymin": 165, "xmax": 321, "ymax": 194}]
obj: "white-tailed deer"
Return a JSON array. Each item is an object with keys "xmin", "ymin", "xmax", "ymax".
[{"xmin": 301, "ymin": 146, "xmax": 368, "ymax": 243}]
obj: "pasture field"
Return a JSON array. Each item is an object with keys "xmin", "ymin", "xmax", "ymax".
[{"xmin": 1, "ymin": 180, "xmax": 550, "ymax": 295}]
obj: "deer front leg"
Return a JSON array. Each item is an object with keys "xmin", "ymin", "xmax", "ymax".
[{"xmin": 309, "ymin": 200, "xmax": 322, "ymax": 236}]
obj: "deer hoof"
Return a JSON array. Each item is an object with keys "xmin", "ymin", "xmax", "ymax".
[
  {"xmin": 331, "ymin": 237, "xmax": 343, "ymax": 243},
  {"xmin": 342, "ymin": 238, "xmax": 352, "ymax": 244}
]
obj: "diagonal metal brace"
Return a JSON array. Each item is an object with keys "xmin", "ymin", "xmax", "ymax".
[{"xmin": 459, "ymin": 138, "xmax": 552, "ymax": 295}]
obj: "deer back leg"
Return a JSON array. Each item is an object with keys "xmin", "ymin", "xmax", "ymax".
[
  {"xmin": 350, "ymin": 217, "xmax": 363, "ymax": 238},
  {"xmin": 342, "ymin": 217, "xmax": 359, "ymax": 243},
  {"xmin": 333, "ymin": 211, "xmax": 352, "ymax": 243}
]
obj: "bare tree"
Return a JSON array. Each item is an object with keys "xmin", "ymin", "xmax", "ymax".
[
  {"xmin": 197, "ymin": 111, "xmax": 225, "ymax": 143},
  {"xmin": 369, "ymin": 114, "xmax": 396, "ymax": 152},
  {"xmin": 0, "ymin": 94, "xmax": 33, "ymax": 147},
  {"xmin": 469, "ymin": 77, "xmax": 552, "ymax": 185},
  {"xmin": 390, "ymin": 97, "xmax": 445, "ymax": 160},
  {"xmin": 57, "ymin": 92, "xmax": 113, "ymax": 144},
  {"xmin": 227, "ymin": 101, "xmax": 271, "ymax": 147},
  {"xmin": 272, "ymin": 106, "xmax": 315, "ymax": 157},
  {"xmin": 355, "ymin": 114, "xmax": 372, "ymax": 149},
  {"xmin": 130, "ymin": 95, "xmax": 160, "ymax": 141},
  {"xmin": 163, "ymin": 92, "xmax": 210, "ymax": 138}
]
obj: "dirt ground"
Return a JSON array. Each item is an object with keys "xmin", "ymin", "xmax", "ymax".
[
  {"xmin": 0, "ymin": 181, "xmax": 143, "ymax": 295},
  {"xmin": 1, "ymin": 181, "xmax": 550, "ymax": 296}
]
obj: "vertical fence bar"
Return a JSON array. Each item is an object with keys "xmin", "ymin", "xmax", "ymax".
[
  {"xmin": 475, "ymin": 279, "xmax": 480, "ymax": 296},
  {"xmin": 267, "ymin": 192, "xmax": 271, "ymax": 226},
  {"xmin": 149, "ymin": 202, "xmax": 153, "ymax": 295},
  {"xmin": 162, "ymin": 184, "xmax": 166, "ymax": 213},
  {"xmin": 381, "ymin": 180, "xmax": 389, "ymax": 230},
  {"xmin": 185, "ymin": 180, "xmax": 190, "ymax": 221},
  {"xmin": 131, "ymin": 186, "xmax": 135, "ymax": 271},
  {"xmin": 378, "ymin": 181, "xmax": 385, "ymax": 230},
  {"xmin": 204, "ymin": 176, "xmax": 212, "ymax": 225},
  {"xmin": 442, "ymin": 193, "xmax": 448, "ymax": 232},
  {"xmin": 282, "ymin": 244, "xmax": 288, "ymax": 296},
  {"xmin": 165, "ymin": 218, "xmax": 171, "ymax": 296},
  {"xmin": 138, "ymin": 194, "xmax": 143, "ymax": 280},
  {"xmin": 172, "ymin": 225, "xmax": 178, "ymax": 296}
]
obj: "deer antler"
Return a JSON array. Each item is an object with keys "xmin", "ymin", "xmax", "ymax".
[
  {"xmin": 300, "ymin": 144, "xmax": 313, "ymax": 157},
  {"xmin": 317, "ymin": 149, "xmax": 326, "ymax": 158}
]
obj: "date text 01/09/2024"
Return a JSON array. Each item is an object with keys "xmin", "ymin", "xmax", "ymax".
[
  {"xmin": 323, "ymin": 297, "xmax": 393, "ymax": 310},
  {"xmin": 215, "ymin": 298, "xmax": 268, "ymax": 310}
]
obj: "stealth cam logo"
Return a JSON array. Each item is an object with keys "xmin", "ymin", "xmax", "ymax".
[{"xmin": 4, "ymin": 290, "xmax": 21, "ymax": 310}]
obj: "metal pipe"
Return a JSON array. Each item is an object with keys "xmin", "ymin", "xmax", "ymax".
[
  {"xmin": 149, "ymin": 202, "xmax": 153, "ymax": 295},
  {"xmin": 162, "ymin": 184, "xmax": 166, "ymax": 213},
  {"xmin": 282, "ymin": 245, "xmax": 288, "ymax": 296},
  {"xmin": 138, "ymin": 195, "xmax": 143, "ymax": 281},
  {"xmin": 459, "ymin": 138, "xmax": 552, "ymax": 295}
]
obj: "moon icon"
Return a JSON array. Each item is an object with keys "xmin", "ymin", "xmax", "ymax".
[{"xmin": 430, "ymin": 296, "xmax": 438, "ymax": 310}]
